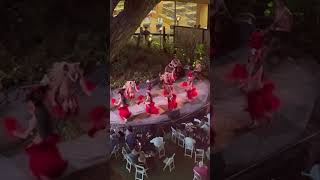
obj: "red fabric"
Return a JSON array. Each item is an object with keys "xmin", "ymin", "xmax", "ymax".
[
  {"xmin": 25, "ymin": 135, "xmax": 67, "ymax": 179},
  {"xmin": 111, "ymin": 98, "xmax": 116, "ymax": 105},
  {"xmin": 137, "ymin": 95, "xmax": 145, "ymax": 104},
  {"xmin": 228, "ymin": 64, "xmax": 248, "ymax": 81},
  {"xmin": 118, "ymin": 105, "xmax": 131, "ymax": 120},
  {"xmin": 52, "ymin": 105, "xmax": 66, "ymax": 118},
  {"xmin": 246, "ymin": 82, "xmax": 280, "ymax": 121},
  {"xmin": 88, "ymin": 106, "xmax": 107, "ymax": 138},
  {"xmin": 163, "ymin": 89, "xmax": 169, "ymax": 96},
  {"xmin": 3, "ymin": 117, "xmax": 20, "ymax": 136},
  {"xmin": 89, "ymin": 106, "xmax": 106, "ymax": 123},
  {"xmin": 187, "ymin": 88, "xmax": 198, "ymax": 99},
  {"xmin": 168, "ymin": 94, "xmax": 177, "ymax": 111},
  {"xmin": 187, "ymin": 71, "xmax": 193, "ymax": 78},
  {"xmin": 181, "ymin": 81, "xmax": 188, "ymax": 87},
  {"xmin": 136, "ymin": 85, "xmax": 140, "ymax": 90},
  {"xmin": 248, "ymin": 31, "xmax": 264, "ymax": 49},
  {"xmin": 146, "ymin": 102, "xmax": 159, "ymax": 114},
  {"xmin": 84, "ymin": 79, "xmax": 96, "ymax": 91}
]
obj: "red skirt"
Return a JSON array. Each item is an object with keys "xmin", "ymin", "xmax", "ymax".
[
  {"xmin": 26, "ymin": 135, "xmax": 67, "ymax": 179},
  {"xmin": 163, "ymin": 89, "xmax": 169, "ymax": 96},
  {"xmin": 118, "ymin": 105, "xmax": 131, "ymax": 120},
  {"xmin": 228, "ymin": 64, "xmax": 248, "ymax": 81},
  {"xmin": 187, "ymin": 88, "xmax": 198, "ymax": 100},
  {"xmin": 246, "ymin": 82, "xmax": 280, "ymax": 121},
  {"xmin": 168, "ymin": 95, "xmax": 178, "ymax": 111},
  {"xmin": 146, "ymin": 102, "xmax": 159, "ymax": 114}
]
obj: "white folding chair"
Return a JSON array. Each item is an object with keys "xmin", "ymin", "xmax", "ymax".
[
  {"xmin": 126, "ymin": 156, "xmax": 133, "ymax": 173},
  {"xmin": 184, "ymin": 138, "xmax": 194, "ymax": 158},
  {"xmin": 171, "ymin": 127, "xmax": 178, "ymax": 143},
  {"xmin": 177, "ymin": 133, "xmax": 185, "ymax": 148},
  {"xmin": 206, "ymin": 147, "xmax": 210, "ymax": 161},
  {"xmin": 125, "ymin": 143, "xmax": 131, "ymax": 151},
  {"xmin": 163, "ymin": 153, "xmax": 176, "ymax": 172},
  {"xmin": 135, "ymin": 164, "xmax": 148, "ymax": 180},
  {"xmin": 122, "ymin": 147, "xmax": 128, "ymax": 161},
  {"xmin": 194, "ymin": 149, "xmax": 205, "ymax": 163},
  {"xmin": 193, "ymin": 169, "xmax": 202, "ymax": 180},
  {"xmin": 110, "ymin": 144, "xmax": 119, "ymax": 159}
]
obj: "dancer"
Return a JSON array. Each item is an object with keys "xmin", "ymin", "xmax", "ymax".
[
  {"xmin": 145, "ymin": 92, "xmax": 159, "ymax": 114},
  {"xmin": 146, "ymin": 80, "xmax": 152, "ymax": 93},
  {"xmin": 88, "ymin": 106, "xmax": 107, "ymax": 137},
  {"xmin": 228, "ymin": 30, "xmax": 265, "ymax": 87},
  {"xmin": 167, "ymin": 89, "xmax": 177, "ymax": 111},
  {"xmin": 165, "ymin": 54, "xmax": 184, "ymax": 79},
  {"xmin": 245, "ymin": 66, "xmax": 280, "ymax": 127},
  {"xmin": 182, "ymin": 71, "xmax": 198, "ymax": 101},
  {"xmin": 160, "ymin": 72, "xmax": 175, "ymax": 96},
  {"xmin": 113, "ymin": 88, "xmax": 131, "ymax": 122},
  {"xmin": 3, "ymin": 100, "xmax": 67, "ymax": 180},
  {"xmin": 123, "ymin": 81, "xmax": 139, "ymax": 99},
  {"xmin": 45, "ymin": 62, "xmax": 95, "ymax": 119}
]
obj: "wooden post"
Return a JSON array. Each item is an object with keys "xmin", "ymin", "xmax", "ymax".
[{"xmin": 163, "ymin": 26, "xmax": 166, "ymax": 51}]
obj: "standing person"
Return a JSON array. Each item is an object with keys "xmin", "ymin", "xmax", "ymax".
[
  {"xmin": 265, "ymin": 0, "xmax": 293, "ymax": 60},
  {"xmin": 112, "ymin": 88, "xmax": 131, "ymax": 122},
  {"xmin": 167, "ymin": 90, "xmax": 177, "ymax": 111},
  {"xmin": 144, "ymin": 92, "xmax": 159, "ymax": 115}
]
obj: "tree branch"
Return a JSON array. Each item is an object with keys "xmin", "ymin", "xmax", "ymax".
[{"xmin": 110, "ymin": 0, "xmax": 160, "ymax": 62}]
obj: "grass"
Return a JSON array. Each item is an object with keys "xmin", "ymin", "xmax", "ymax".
[{"xmin": 110, "ymin": 138, "xmax": 209, "ymax": 180}]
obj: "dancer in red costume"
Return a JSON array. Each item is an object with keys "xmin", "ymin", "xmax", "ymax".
[
  {"xmin": 113, "ymin": 88, "xmax": 131, "ymax": 122},
  {"xmin": 160, "ymin": 72, "xmax": 175, "ymax": 96},
  {"xmin": 167, "ymin": 90, "xmax": 178, "ymax": 111},
  {"xmin": 144, "ymin": 92, "xmax": 159, "ymax": 114},
  {"xmin": 88, "ymin": 106, "xmax": 107, "ymax": 137},
  {"xmin": 2, "ymin": 100, "xmax": 67, "ymax": 180},
  {"xmin": 245, "ymin": 66, "xmax": 280, "ymax": 127},
  {"xmin": 228, "ymin": 30, "xmax": 265, "ymax": 85},
  {"xmin": 182, "ymin": 71, "xmax": 198, "ymax": 101}
]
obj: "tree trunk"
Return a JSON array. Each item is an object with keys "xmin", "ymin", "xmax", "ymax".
[{"xmin": 110, "ymin": 0, "xmax": 160, "ymax": 62}]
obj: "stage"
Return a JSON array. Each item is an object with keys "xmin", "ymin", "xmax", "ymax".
[{"xmin": 110, "ymin": 78, "xmax": 210, "ymax": 127}]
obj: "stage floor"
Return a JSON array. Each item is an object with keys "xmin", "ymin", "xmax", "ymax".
[{"xmin": 110, "ymin": 78, "xmax": 210, "ymax": 126}]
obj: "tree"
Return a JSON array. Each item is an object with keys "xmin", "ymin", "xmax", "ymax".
[{"xmin": 110, "ymin": 0, "xmax": 160, "ymax": 62}]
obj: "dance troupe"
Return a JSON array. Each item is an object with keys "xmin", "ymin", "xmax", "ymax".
[
  {"xmin": 2, "ymin": 62, "xmax": 107, "ymax": 180},
  {"xmin": 111, "ymin": 54, "xmax": 200, "ymax": 122},
  {"xmin": 228, "ymin": 30, "xmax": 281, "ymax": 127}
]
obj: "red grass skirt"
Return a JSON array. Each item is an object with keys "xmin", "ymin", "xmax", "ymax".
[
  {"xmin": 246, "ymin": 82, "xmax": 280, "ymax": 121},
  {"xmin": 163, "ymin": 88, "xmax": 169, "ymax": 96},
  {"xmin": 228, "ymin": 64, "xmax": 248, "ymax": 82},
  {"xmin": 26, "ymin": 135, "xmax": 67, "ymax": 179},
  {"xmin": 118, "ymin": 105, "xmax": 131, "ymax": 120},
  {"xmin": 187, "ymin": 88, "xmax": 198, "ymax": 100},
  {"xmin": 168, "ymin": 94, "xmax": 178, "ymax": 111},
  {"xmin": 146, "ymin": 102, "xmax": 159, "ymax": 114}
]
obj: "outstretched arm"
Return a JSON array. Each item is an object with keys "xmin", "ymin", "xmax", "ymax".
[{"xmin": 12, "ymin": 114, "xmax": 37, "ymax": 139}]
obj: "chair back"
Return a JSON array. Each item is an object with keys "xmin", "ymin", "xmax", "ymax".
[
  {"xmin": 135, "ymin": 164, "xmax": 146, "ymax": 173},
  {"xmin": 193, "ymin": 169, "xmax": 202, "ymax": 180},
  {"xmin": 171, "ymin": 127, "xmax": 176, "ymax": 134}
]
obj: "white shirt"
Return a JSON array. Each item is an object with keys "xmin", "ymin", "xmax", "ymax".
[
  {"xmin": 150, "ymin": 137, "xmax": 164, "ymax": 148},
  {"xmin": 184, "ymin": 137, "xmax": 196, "ymax": 149}
]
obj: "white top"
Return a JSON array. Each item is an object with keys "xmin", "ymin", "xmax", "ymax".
[
  {"xmin": 184, "ymin": 137, "xmax": 196, "ymax": 149},
  {"xmin": 150, "ymin": 137, "xmax": 164, "ymax": 148}
]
